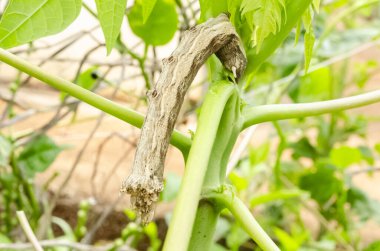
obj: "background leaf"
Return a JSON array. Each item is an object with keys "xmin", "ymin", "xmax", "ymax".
[
  {"xmin": 330, "ymin": 146, "xmax": 362, "ymax": 169},
  {"xmin": 60, "ymin": 66, "xmax": 99, "ymax": 101},
  {"xmin": 95, "ymin": 0, "xmax": 127, "ymax": 55},
  {"xmin": 142, "ymin": 0, "xmax": 158, "ymax": 23},
  {"xmin": 17, "ymin": 135, "xmax": 63, "ymax": 177},
  {"xmin": 0, "ymin": 0, "xmax": 82, "ymax": 49},
  {"xmin": 128, "ymin": 0, "xmax": 178, "ymax": 46}
]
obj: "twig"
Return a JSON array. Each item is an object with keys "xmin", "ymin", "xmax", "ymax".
[
  {"xmin": 347, "ymin": 167, "xmax": 380, "ymax": 176},
  {"xmin": 121, "ymin": 13, "xmax": 247, "ymax": 224},
  {"xmin": 0, "ymin": 239, "xmax": 135, "ymax": 251},
  {"xmin": 16, "ymin": 211, "xmax": 43, "ymax": 251}
]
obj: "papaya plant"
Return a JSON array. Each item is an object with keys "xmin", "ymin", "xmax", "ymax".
[{"xmin": 0, "ymin": 0, "xmax": 380, "ymax": 250}]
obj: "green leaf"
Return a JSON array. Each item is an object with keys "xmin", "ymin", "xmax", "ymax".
[
  {"xmin": 128, "ymin": 0, "xmax": 178, "ymax": 46},
  {"xmin": 330, "ymin": 146, "xmax": 362, "ymax": 169},
  {"xmin": 245, "ymin": 0, "xmax": 312, "ymax": 74},
  {"xmin": 17, "ymin": 135, "xmax": 63, "ymax": 177},
  {"xmin": 289, "ymin": 137, "xmax": 318, "ymax": 160},
  {"xmin": 242, "ymin": 0, "xmax": 285, "ymax": 52},
  {"xmin": 61, "ymin": 66, "xmax": 99, "ymax": 101},
  {"xmin": 228, "ymin": 172, "xmax": 248, "ymax": 192},
  {"xmin": 142, "ymin": 0, "xmax": 157, "ymax": 23},
  {"xmin": 364, "ymin": 241, "xmax": 380, "ymax": 251},
  {"xmin": 273, "ymin": 228, "xmax": 301, "ymax": 251},
  {"xmin": 0, "ymin": 0, "xmax": 81, "ymax": 49},
  {"xmin": 199, "ymin": 0, "xmax": 228, "ymax": 21},
  {"xmin": 299, "ymin": 164, "xmax": 343, "ymax": 205},
  {"xmin": 347, "ymin": 187, "xmax": 380, "ymax": 222},
  {"xmin": 0, "ymin": 135, "xmax": 12, "ymax": 167},
  {"xmin": 296, "ymin": 67, "xmax": 331, "ymax": 103},
  {"xmin": 95, "ymin": 0, "xmax": 127, "ymax": 55}
]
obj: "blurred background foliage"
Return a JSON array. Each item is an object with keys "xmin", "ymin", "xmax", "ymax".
[{"xmin": 1, "ymin": 0, "xmax": 380, "ymax": 250}]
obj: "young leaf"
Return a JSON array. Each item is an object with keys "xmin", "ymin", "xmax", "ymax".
[
  {"xmin": 142, "ymin": 0, "xmax": 158, "ymax": 23},
  {"xmin": 95, "ymin": 0, "xmax": 127, "ymax": 55},
  {"xmin": 17, "ymin": 135, "xmax": 63, "ymax": 177},
  {"xmin": 128, "ymin": 0, "xmax": 178, "ymax": 45},
  {"xmin": 241, "ymin": 0, "xmax": 285, "ymax": 52},
  {"xmin": 302, "ymin": 7, "xmax": 315, "ymax": 73},
  {"xmin": 0, "ymin": 0, "xmax": 81, "ymax": 49}
]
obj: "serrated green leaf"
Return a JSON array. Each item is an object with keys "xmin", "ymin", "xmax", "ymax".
[
  {"xmin": 242, "ymin": 0, "xmax": 285, "ymax": 52},
  {"xmin": 142, "ymin": 0, "xmax": 157, "ymax": 23},
  {"xmin": 0, "ymin": 0, "xmax": 81, "ymax": 49},
  {"xmin": 128, "ymin": 0, "xmax": 177, "ymax": 45},
  {"xmin": 17, "ymin": 135, "xmax": 63, "ymax": 177},
  {"xmin": 95, "ymin": 0, "xmax": 127, "ymax": 55}
]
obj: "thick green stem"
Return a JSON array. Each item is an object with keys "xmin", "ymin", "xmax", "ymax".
[
  {"xmin": 0, "ymin": 48, "xmax": 191, "ymax": 153},
  {"xmin": 163, "ymin": 81, "xmax": 235, "ymax": 251},
  {"xmin": 188, "ymin": 89, "xmax": 242, "ymax": 250},
  {"xmin": 243, "ymin": 89, "xmax": 380, "ymax": 129},
  {"xmin": 188, "ymin": 201, "xmax": 220, "ymax": 251},
  {"xmin": 205, "ymin": 189, "xmax": 280, "ymax": 251}
]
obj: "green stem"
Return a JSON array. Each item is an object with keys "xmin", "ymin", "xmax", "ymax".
[
  {"xmin": 243, "ymin": 89, "xmax": 380, "ymax": 129},
  {"xmin": 188, "ymin": 201, "xmax": 220, "ymax": 251},
  {"xmin": 0, "ymin": 48, "xmax": 191, "ymax": 154},
  {"xmin": 205, "ymin": 189, "xmax": 280, "ymax": 251},
  {"xmin": 163, "ymin": 81, "xmax": 235, "ymax": 251}
]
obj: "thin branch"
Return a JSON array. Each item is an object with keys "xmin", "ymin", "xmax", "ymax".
[
  {"xmin": 0, "ymin": 48, "xmax": 191, "ymax": 153},
  {"xmin": 204, "ymin": 189, "xmax": 280, "ymax": 251},
  {"xmin": 16, "ymin": 211, "xmax": 43, "ymax": 251},
  {"xmin": 243, "ymin": 89, "xmax": 380, "ymax": 129},
  {"xmin": 0, "ymin": 239, "xmax": 135, "ymax": 251},
  {"xmin": 347, "ymin": 167, "xmax": 380, "ymax": 176}
]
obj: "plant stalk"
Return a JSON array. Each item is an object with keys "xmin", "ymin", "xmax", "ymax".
[
  {"xmin": 205, "ymin": 189, "xmax": 280, "ymax": 251},
  {"xmin": 243, "ymin": 89, "xmax": 380, "ymax": 129},
  {"xmin": 0, "ymin": 48, "xmax": 191, "ymax": 154},
  {"xmin": 163, "ymin": 81, "xmax": 235, "ymax": 251}
]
